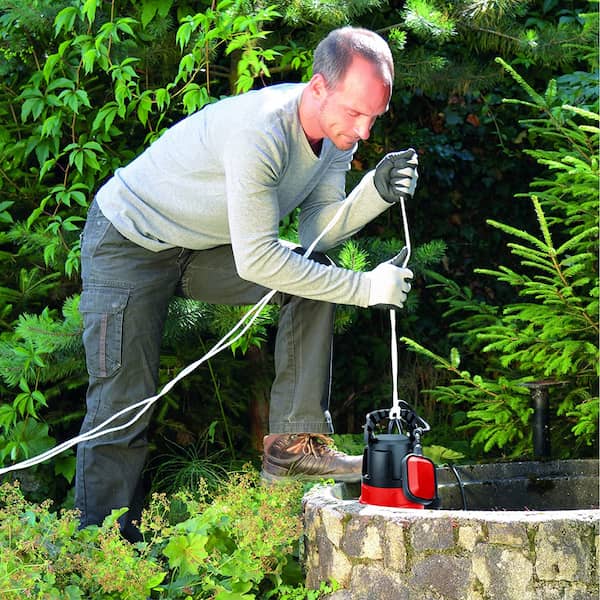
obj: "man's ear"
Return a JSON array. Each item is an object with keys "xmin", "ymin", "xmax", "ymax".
[{"xmin": 307, "ymin": 73, "xmax": 328, "ymax": 100}]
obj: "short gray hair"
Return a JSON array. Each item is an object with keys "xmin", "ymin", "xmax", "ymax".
[{"xmin": 312, "ymin": 27, "xmax": 394, "ymax": 90}]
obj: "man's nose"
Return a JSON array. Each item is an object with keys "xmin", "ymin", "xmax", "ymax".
[{"xmin": 353, "ymin": 116, "xmax": 375, "ymax": 140}]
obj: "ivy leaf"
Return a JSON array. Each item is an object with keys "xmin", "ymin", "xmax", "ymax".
[
  {"xmin": 136, "ymin": 92, "xmax": 153, "ymax": 126},
  {"xmin": 141, "ymin": 0, "xmax": 173, "ymax": 28},
  {"xmin": 54, "ymin": 6, "xmax": 78, "ymax": 36},
  {"xmin": 54, "ymin": 453, "xmax": 76, "ymax": 483},
  {"xmin": 8, "ymin": 420, "xmax": 55, "ymax": 460}
]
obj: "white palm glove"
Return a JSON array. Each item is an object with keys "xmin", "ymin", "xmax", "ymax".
[
  {"xmin": 373, "ymin": 148, "xmax": 419, "ymax": 203},
  {"xmin": 366, "ymin": 248, "xmax": 413, "ymax": 309}
]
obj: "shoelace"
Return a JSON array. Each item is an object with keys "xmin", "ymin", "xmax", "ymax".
[{"xmin": 288, "ymin": 433, "xmax": 336, "ymax": 457}]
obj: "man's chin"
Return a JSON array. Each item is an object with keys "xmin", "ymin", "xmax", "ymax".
[{"xmin": 332, "ymin": 138, "xmax": 359, "ymax": 151}]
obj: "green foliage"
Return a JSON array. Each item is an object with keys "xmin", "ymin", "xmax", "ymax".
[
  {"xmin": 0, "ymin": 297, "xmax": 83, "ymax": 481},
  {"xmin": 270, "ymin": 580, "xmax": 340, "ymax": 600},
  {"xmin": 0, "ymin": 0, "xmax": 597, "ymax": 503},
  {"xmin": 149, "ymin": 432, "xmax": 231, "ymax": 495},
  {"xmin": 403, "ymin": 0, "xmax": 458, "ymax": 43},
  {"xmin": 0, "ymin": 297, "xmax": 84, "ymax": 388},
  {"xmin": 0, "ymin": 0, "xmax": 301, "ymax": 482},
  {"xmin": 403, "ymin": 63, "xmax": 599, "ymax": 457},
  {"xmin": 386, "ymin": 0, "xmax": 597, "ymax": 93},
  {"xmin": 1, "ymin": 0, "xmax": 292, "ymax": 306},
  {"xmin": 0, "ymin": 481, "xmax": 165, "ymax": 599},
  {"xmin": 155, "ymin": 469, "xmax": 306, "ymax": 598},
  {"xmin": 207, "ymin": 303, "xmax": 280, "ymax": 356},
  {"xmin": 1, "ymin": 470, "xmax": 333, "ymax": 599}
]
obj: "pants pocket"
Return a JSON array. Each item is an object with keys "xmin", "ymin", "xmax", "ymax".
[{"xmin": 80, "ymin": 287, "xmax": 130, "ymax": 378}]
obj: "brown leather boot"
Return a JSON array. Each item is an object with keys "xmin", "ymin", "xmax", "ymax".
[{"xmin": 261, "ymin": 433, "xmax": 362, "ymax": 482}]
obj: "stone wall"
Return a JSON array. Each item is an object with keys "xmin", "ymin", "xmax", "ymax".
[{"xmin": 302, "ymin": 485, "xmax": 600, "ymax": 600}]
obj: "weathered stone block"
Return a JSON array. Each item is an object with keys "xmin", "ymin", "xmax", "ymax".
[
  {"xmin": 305, "ymin": 518, "xmax": 352, "ymax": 589},
  {"xmin": 562, "ymin": 587, "xmax": 600, "ymax": 600},
  {"xmin": 303, "ymin": 503, "xmax": 322, "ymax": 541},
  {"xmin": 458, "ymin": 521, "xmax": 484, "ymax": 551},
  {"xmin": 535, "ymin": 521, "xmax": 593, "ymax": 583},
  {"xmin": 341, "ymin": 517, "xmax": 383, "ymax": 560},
  {"xmin": 472, "ymin": 543, "xmax": 534, "ymax": 600},
  {"xmin": 410, "ymin": 554, "xmax": 471, "ymax": 599},
  {"xmin": 349, "ymin": 565, "xmax": 409, "ymax": 600},
  {"xmin": 409, "ymin": 516, "xmax": 455, "ymax": 552},
  {"xmin": 305, "ymin": 530, "xmax": 353, "ymax": 590},
  {"xmin": 383, "ymin": 519, "xmax": 408, "ymax": 572},
  {"xmin": 321, "ymin": 507, "xmax": 345, "ymax": 547},
  {"xmin": 488, "ymin": 521, "xmax": 528, "ymax": 547},
  {"xmin": 329, "ymin": 548, "xmax": 353, "ymax": 589},
  {"xmin": 323, "ymin": 591, "xmax": 353, "ymax": 600},
  {"xmin": 533, "ymin": 585, "xmax": 598, "ymax": 600}
]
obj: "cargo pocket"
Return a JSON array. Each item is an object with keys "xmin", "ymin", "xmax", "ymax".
[{"xmin": 79, "ymin": 288, "xmax": 130, "ymax": 378}]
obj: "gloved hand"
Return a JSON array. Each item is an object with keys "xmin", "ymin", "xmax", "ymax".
[
  {"xmin": 365, "ymin": 248, "xmax": 413, "ymax": 309},
  {"xmin": 373, "ymin": 148, "xmax": 419, "ymax": 203}
]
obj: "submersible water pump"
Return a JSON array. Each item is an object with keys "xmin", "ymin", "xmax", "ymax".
[
  {"xmin": 358, "ymin": 153, "xmax": 436, "ymax": 508},
  {"xmin": 359, "ymin": 400, "xmax": 437, "ymax": 508}
]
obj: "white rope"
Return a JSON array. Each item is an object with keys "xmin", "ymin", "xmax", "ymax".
[
  {"xmin": 389, "ymin": 195, "xmax": 411, "ymax": 420},
  {"xmin": 390, "ymin": 309, "xmax": 399, "ymax": 412},
  {"xmin": 0, "ymin": 192, "xmax": 412, "ymax": 475},
  {"xmin": 0, "ymin": 197, "xmax": 352, "ymax": 476},
  {"xmin": 0, "ymin": 291, "xmax": 275, "ymax": 474}
]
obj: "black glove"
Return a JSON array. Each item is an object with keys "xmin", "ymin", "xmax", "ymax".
[{"xmin": 373, "ymin": 148, "xmax": 419, "ymax": 203}]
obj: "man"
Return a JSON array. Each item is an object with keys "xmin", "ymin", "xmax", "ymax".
[{"xmin": 75, "ymin": 26, "xmax": 418, "ymax": 541}]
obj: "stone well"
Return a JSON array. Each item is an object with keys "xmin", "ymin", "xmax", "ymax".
[{"xmin": 302, "ymin": 459, "xmax": 599, "ymax": 600}]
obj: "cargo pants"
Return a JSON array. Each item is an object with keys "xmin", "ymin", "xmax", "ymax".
[{"xmin": 74, "ymin": 200, "xmax": 335, "ymax": 538}]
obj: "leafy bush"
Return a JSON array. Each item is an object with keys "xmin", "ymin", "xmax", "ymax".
[
  {"xmin": 0, "ymin": 469, "xmax": 334, "ymax": 599},
  {"xmin": 403, "ymin": 61, "xmax": 599, "ymax": 458},
  {"xmin": 0, "ymin": 480, "xmax": 165, "ymax": 599},
  {"xmin": 0, "ymin": 0, "xmax": 596, "ymax": 500},
  {"xmin": 0, "ymin": 0, "xmax": 305, "ymax": 486}
]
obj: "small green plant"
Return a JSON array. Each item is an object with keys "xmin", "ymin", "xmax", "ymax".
[
  {"xmin": 270, "ymin": 580, "xmax": 340, "ymax": 600},
  {"xmin": 0, "ymin": 481, "xmax": 166, "ymax": 598},
  {"xmin": 0, "ymin": 296, "xmax": 84, "ymax": 485},
  {"xmin": 1, "ymin": 468, "xmax": 334, "ymax": 599},
  {"xmin": 149, "ymin": 434, "xmax": 230, "ymax": 496},
  {"xmin": 151, "ymin": 468, "xmax": 307, "ymax": 598}
]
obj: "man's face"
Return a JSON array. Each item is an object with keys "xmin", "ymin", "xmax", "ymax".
[{"xmin": 317, "ymin": 57, "xmax": 391, "ymax": 151}]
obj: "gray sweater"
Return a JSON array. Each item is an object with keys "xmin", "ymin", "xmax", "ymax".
[{"xmin": 96, "ymin": 83, "xmax": 391, "ymax": 307}]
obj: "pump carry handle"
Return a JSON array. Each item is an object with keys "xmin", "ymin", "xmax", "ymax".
[{"xmin": 363, "ymin": 402, "xmax": 430, "ymax": 445}]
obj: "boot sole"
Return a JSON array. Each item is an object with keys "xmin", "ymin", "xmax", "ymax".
[{"xmin": 260, "ymin": 469, "xmax": 361, "ymax": 484}]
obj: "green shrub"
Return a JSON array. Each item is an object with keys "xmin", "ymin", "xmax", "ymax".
[
  {"xmin": 152, "ymin": 469, "xmax": 307, "ymax": 598},
  {"xmin": 403, "ymin": 62, "xmax": 599, "ymax": 458},
  {"xmin": 0, "ymin": 469, "xmax": 333, "ymax": 599},
  {"xmin": 0, "ymin": 480, "xmax": 165, "ymax": 599}
]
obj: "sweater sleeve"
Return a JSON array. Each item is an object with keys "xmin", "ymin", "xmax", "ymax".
[
  {"xmin": 297, "ymin": 163, "xmax": 391, "ymax": 252},
  {"xmin": 223, "ymin": 133, "xmax": 373, "ymax": 307}
]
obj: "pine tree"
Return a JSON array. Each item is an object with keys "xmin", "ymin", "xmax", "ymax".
[{"xmin": 403, "ymin": 61, "xmax": 599, "ymax": 456}]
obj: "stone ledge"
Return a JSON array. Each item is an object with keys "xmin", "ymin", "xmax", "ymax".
[{"xmin": 302, "ymin": 483, "xmax": 600, "ymax": 600}]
